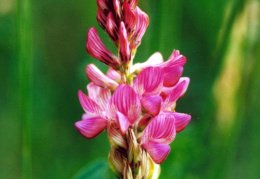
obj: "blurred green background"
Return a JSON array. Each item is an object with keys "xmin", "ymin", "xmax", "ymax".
[{"xmin": 0, "ymin": 0, "xmax": 260, "ymax": 178}]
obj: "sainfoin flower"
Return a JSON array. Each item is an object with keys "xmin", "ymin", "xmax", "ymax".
[{"xmin": 75, "ymin": 0, "xmax": 191, "ymax": 178}]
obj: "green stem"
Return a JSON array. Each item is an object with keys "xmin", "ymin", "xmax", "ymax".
[{"xmin": 17, "ymin": 0, "xmax": 33, "ymax": 178}]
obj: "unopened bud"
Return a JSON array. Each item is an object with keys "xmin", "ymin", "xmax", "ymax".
[
  {"xmin": 86, "ymin": 28, "xmax": 120, "ymax": 68},
  {"xmin": 119, "ymin": 22, "xmax": 131, "ymax": 64}
]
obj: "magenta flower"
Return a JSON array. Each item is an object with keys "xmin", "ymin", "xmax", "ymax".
[
  {"xmin": 75, "ymin": 83, "xmax": 111, "ymax": 138},
  {"xmin": 75, "ymin": 0, "xmax": 191, "ymax": 178}
]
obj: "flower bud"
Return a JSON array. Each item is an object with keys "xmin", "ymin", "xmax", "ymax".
[
  {"xmin": 96, "ymin": 7, "xmax": 106, "ymax": 28},
  {"xmin": 131, "ymin": 7, "xmax": 149, "ymax": 48},
  {"xmin": 113, "ymin": 0, "xmax": 121, "ymax": 18},
  {"xmin": 106, "ymin": 13, "xmax": 118, "ymax": 41},
  {"xmin": 86, "ymin": 28, "xmax": 119, "ymax": 68},
  {"xmin": 123, "ymin": 1, "xmax": 136, "ymax": 34},
  {"xmin": 127, "ymin": 0, "xmax": 138, "ymax": 8},
  {"xmin": 119, "ymin": 22, "xmax": 131, "ymax": 64}
]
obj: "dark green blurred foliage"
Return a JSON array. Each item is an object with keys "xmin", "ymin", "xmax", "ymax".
[{"xmin": 0, "ymin": 0, "xmax": 259, "ymax": 178}]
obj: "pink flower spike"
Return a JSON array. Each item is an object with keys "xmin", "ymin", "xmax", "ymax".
[
  {"xmin": 75, "ymin": 115, "xmax": 107, "ymax": 139},
  {"xmin": 119, "ymin": 22, "xmax": 131, "ymax": 64},
  {"xmin": 116, "ymin": 111, "xmax": 130, "ymax": 134},
  {"xmin": 141, "ymin": 113, "xmax": 176, "ymax": 145},
  {"xmin": 134, "ymin": 67, "xmax": 163, "ymax": 95},
  {"xmin": 141, "ymin": 95, "xmax": 162, "ymax": 116},
  {"xmin": 142, "ymin": 142, "xmax": 171, "ymax": 164},
  {"xmin": 173, "ymin": 112, "xmax": 191, "ymax": 133},
  {"xmin": 78, "ymin": 90, "xmax": 100, "ymax": 114},
  {"xmin": 86, "ymin": 64, "xmax": 118, "ymax": 90},
  {"xmin": 166, "ymin": 77, "xmax": 190, "ymax": 104},
  {"xmin": 110, "ymin": 85, "xmax": 141, "ymax": 124},
  {"xmin": 86, "ymin": 28, "xmax": 119, "ymax": 68}
]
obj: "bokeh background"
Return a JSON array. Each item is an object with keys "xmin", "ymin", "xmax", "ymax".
[{"xmin": 1, "ymin": 0, "xmax": 260, "ymax": 178}]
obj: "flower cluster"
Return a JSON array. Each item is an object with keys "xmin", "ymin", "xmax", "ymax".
[{"xmin": 75, "ymin": 0, "xmax": 191, "ymax": 178}]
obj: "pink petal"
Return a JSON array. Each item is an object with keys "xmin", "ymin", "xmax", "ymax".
[
  {"xmin": 87, "ymin": 83, "xmax": 111, "ymax": 112},
  {"xmin": 97, "ymin": 0, "xmax": 108, "ymax": 10},
  {"xmin": 165, "ymin": 77, "xmax": 190, "ymax": 105},
  {"xmin": 131, "ymin": 7, "xmax": 149, "ymax": 48},
  {"xmin": 163, "ymin": 66, "xmax": 183, "ymax": 87},
  {"xmin": 106, "ymin": 13, "xmax": 118, "ymax": 41},
  {"xmin": 75, "ymin": 115, "xmax": 107, "ymax": 138},
  {"xmin": 78, "ymin": 90, "xmax": 101, "ymax": 114},
  {"xmin": 161, "ymin": 50, "xmax": 187, "ymax": 68},
  {"xmin": 142, "ymin": 142, "xmax": 171, "ymax": 164},
  {"xmin": 141, "ymin": 113, "xmax": 176, "ymax": 144},
  {"xmin": 138, "ymin": 114, "xmax": 152, "ymax": 129},
  {"xmin": 119, "ymin": 22, "xmax": 131, "ymax": 64},
  {"xmin": 112, "ymin": 0, "xmax": 121, "ymax": 18},
  {"xmin": 86, "ymin": 64, "xmax": 118, "ymax": 90},
  {"xmin": 123, "ymin": 1, "xmax": 136, "ymax": 33},
  {"xmin": 127, "ymin": 0, "xmax": 138, "ymax": 8},
  {"xmin": 110, "ymin": 85, "xmax": 141, "ymax": 124},
  {"xmin": 134, "ymin": 67, "xmax": 163, "ymax": 95},
  {"xmin": 96, "ymin": 7, "xmax": 106, "ymax": 28},
  {"xmin": 141, "ymin": 95, "xmax": 162, "ymax": 116},
  {"xmin": 130, "ymin": 52, "xmax": 164, "ymax": 73},
  {"xmin": 116, "ymin": 111, "xmax": 130, "ymax": 134},
  {"xmin": 106, "ymin": 67, "xmax": 121, "ymax": 82},
  {"xmin": 160, "ymin": 50, "xmax": 187, "ymax": 87},
  {"xmin": 173, "ymin": 112, "xmax": 191, "ymax": 133},
  {"xmin": 86, "ymin": 28, "xmax": 119, "ymax": 68}
]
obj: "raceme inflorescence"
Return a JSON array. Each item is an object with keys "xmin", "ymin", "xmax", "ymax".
[{"xmin": 75, "ymin": 0, "xmax": 191, "ymax": 178}]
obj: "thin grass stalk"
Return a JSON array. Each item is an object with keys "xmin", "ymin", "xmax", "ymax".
[{"xmin": 17, "ymin": 0, "xmax": 33, "ymax": 178}]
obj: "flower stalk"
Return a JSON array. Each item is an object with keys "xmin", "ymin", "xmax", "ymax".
[{"xmin": 75, "ymin": 0, "xmax": 191, "ymax": 178}]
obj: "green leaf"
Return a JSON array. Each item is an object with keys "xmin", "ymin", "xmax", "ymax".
[{"xmin": 73, "ymin": 160, "xmax": 114, "ymax": 179}]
